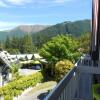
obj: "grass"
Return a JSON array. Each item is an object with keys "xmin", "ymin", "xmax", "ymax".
[
  {"xmin": 27, "ymin": 81, "xmax": 57, "ymax": 95},
  {"xmin": 93, "ymin": 84, "xmax": 100, "ymax": 100}
]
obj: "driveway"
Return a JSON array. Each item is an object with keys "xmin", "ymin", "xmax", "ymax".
[{"xmin": 18, "ymin": 69, "xmax": 39, "ymax": 76}]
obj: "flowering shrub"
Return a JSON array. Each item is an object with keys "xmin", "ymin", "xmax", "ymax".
[{"xmin": 55, "ymin": 60, "xmax": 73, "ymax": 82}]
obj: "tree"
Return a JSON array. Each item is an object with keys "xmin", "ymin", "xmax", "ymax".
[
  {"xmin": 55, "ymin": 60, "xmax": 73, "ymax": 81},
  {"xmin": 5, "ymin": 36, "xmax": 11, "ymax": 49},
  {"xmin": 4, "ymin": 34, "xmax": 35, "ymax": 54},
  {"xmin": 6, "ymin": 48, "xmax": 20, "ymax": 54},
  {"xmin": 21, "ymin": 34, "xmax": 34, "ymax": 53},
  {"xmin": 78, "ymin": 33, "xmax": 91, "ymax": 53},
  {"xmin": 40, "ymin": 35, "xmax": 81, "ymax": 76},
  {"xmin": 5, "ymin": 36, "xmax": 20, "ymax": 54},
  {"xmin": 40, "ymin": 35, "xmax": 81, "ymax": 64},
  {"xmin": 11, "ymin": 36, "xmax": 20, "ymax": 49},
  {"xmin": 0, "ymin": 41, "xmax": 4, "ymax": 50}
]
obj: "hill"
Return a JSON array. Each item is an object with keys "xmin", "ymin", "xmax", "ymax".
[
  {"xmin": 0, "ymin": 20, "xmax": 91, "ymax": 42},
  {"xmin": 32, "ymin": 20, "xmax": 91, "ymax": 46},
  {"xmin": 33, "ymin": 20, "xmax": 90, "ymax": 37},
  {"xmin": 0, "ymin": 25, "xmax": 50, "ymax": 41},
  {"xmin": 17, "ymin": 25, "xmax": 50, "ymax": 33}
]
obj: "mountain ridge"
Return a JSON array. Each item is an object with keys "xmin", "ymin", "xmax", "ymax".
[
  {"xmin": 13, "ymin": 25, "xmax": 50, "ymax": 33},
  {"xmin": 0, "ymin": 25, "xmax": 50, "ymax": 41},
  {"xmin": 0, "ymin": 19, "xmax": 91, "ymax": 41}
]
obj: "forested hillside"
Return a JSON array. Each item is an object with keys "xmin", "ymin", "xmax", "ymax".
[
  {"xmin": 33, "ymin": 19, "xmax": 90, "ymax": 37},
  {"xmin": 0, "ymin": 20, "xmax": 90, "ymax": 42},
  {"xmin": 0, "ymin": 25, "xmax": 50, "ymax": 41},
  {"xmin": 32, "ymin": 20, "xmax": 91, "ymax": 47}
]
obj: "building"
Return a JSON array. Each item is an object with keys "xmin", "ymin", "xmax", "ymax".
[{"xmin": 0, "ymin": 50, "xmax": 11, "ymax": 86}]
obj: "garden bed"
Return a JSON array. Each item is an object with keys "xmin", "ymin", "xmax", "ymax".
[{"xmin": 0, "ymin": 72, "xmax": 43, "ymax": 100}]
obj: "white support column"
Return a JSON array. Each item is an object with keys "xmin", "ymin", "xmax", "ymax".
[
  {"xmin": 0, "ymin": 73, "xmax": 3, "ymax": 87},
  {"xmin": 8, "ymin": 73, "xmax": 12, "ymax": 81}
]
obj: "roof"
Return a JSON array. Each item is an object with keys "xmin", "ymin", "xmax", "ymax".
[
  {"xmin": 11, "ymin": 54, "xmax": 33, "ymax": 60},
  {"xmin": 33, "ymin": 54, "xmax": 42, "ymax": 59}
]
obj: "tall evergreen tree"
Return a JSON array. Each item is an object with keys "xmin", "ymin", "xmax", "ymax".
[
  {"xmin": 21, "ymin": 34, "xmax": 34, "ymax": 53},
  {"xmin": 5, "ymin": 36, "xmax": 11, "ymax": 49},
  {"xmin": 0, "ymin": 41, "xmax": 4, "ymax": 50},
  {"xmin": 11, "ymin": 36, "xmax": 19, "ymax": 49}
]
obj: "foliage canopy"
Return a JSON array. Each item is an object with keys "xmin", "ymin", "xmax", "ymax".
[{"xmin": 40, "ymin": 35, "xmax": 81, "ymax": 64}]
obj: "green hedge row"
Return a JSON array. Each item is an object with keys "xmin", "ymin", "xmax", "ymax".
[
  {"xmin": 93, "ymin": 84, "xmax": 100, "ymax": 100},
  {"xmin": 0, "ymin": 72, "xmax": 43, "ymax": 100}
]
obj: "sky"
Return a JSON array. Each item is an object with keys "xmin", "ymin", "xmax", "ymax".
[{"xmin": 0, "ymin": 0, "xmax": 92, "ymax": 31}]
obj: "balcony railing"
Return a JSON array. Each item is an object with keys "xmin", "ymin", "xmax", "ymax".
[{"xmin": 45, "ymin": 55, "xmax": 93, "ymax": 100}]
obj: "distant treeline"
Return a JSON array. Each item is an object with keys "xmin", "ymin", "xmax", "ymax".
[
  {"xmin": 0, "ymin": 34, "xmax": 34, "ymax": 54},
  {"xmin": 0, "ymin": 32, "xmax": 90, "ymax": 54}
]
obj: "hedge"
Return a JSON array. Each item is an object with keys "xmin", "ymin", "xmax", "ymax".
[
  {"xmin": 93, "ymin": 84, "xmax": 100, "ymax": 100},
  {"xmin": 0, "ymin": 72, "xmax": 43, "ymax": 100}
]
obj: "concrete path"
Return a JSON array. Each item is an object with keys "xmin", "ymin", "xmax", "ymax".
[{"xmin": 14, "ymin": 85, "xmax": 56, "ymax": 100}]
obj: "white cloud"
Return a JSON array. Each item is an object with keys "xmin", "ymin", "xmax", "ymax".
[
  {"xmin": 0, "ymin": 21, "xmax": 18, "ymax": 30},
  {"xmin": 0, "ymin": 21, "xmax": 27, "ymax": 31},
  {"xmin": 0, "ymin": 0, "xmax": 74, "ymax": 8},
  {"xmin": 0, "ymin": 21, "xmax": 37, "ymax": 31},
  {"xmin": 5, "ymin": 0, "xmax": 74, "ymax": 6},
  {"xmin": 54, "ymin": 0, "xmax": 73, "ymax": 3},
  {"xmin": 6, "ymin": 0, "xmax": 33, "ymax": 5},
  {"xmin": 0, "ymin": 1, "xmax": 8, "ymax": 7},
  {"xmin": 6, "ymin": 0, "xmax": 50, "ymax": 5}
]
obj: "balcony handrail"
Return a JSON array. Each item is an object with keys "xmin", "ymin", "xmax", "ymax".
[
  {"xmin": 45, "ymin": 67, "xmax": 76, "ymax": 100},
  {"xmin": 44, "ymin": 56, "xmax": 93, "ymax": 100}
]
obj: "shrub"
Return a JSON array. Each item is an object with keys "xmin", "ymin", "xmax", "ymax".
[
  {"xmin": 0, "ymin": 72, "xmax": 43, "ymax": 99},
  {"xmin": 10, "ymin": 63, "xmax": 21, "ymax": 73},
  {"xmin": 11, "ymin": 65, "xmax": 18, "ymax": 74},
  {"xmin": 4, "ymin": 95, "xmax": 13, "ymax": 100},
  {"xmin": 54, "ymin": 60, "xmax": 73, "ymax": 82},
  {"xmin": 10, "ymin": 63, "xmax": 22, "ymax": 80}
]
